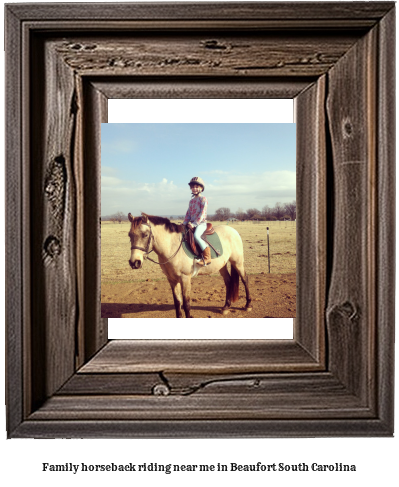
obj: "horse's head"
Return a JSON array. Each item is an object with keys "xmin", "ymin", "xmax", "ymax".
[{"xmin": 128, "ymin": 212, "xmax": 153, "ymax": 270}]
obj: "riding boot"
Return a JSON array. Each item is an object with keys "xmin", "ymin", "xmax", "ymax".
[{"xmin": 196, "ymin": 246, "xmax": 211, "ymax": 266}]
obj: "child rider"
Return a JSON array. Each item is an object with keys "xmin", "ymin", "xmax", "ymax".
[{"xmin": 183, "ymin": 176, "xmax": 211, "ymax": 266}]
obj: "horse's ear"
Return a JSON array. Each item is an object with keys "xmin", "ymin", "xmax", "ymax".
[
  {"xmin": 141, "ymin": 212, "xmax": 149, "ymax": 223},
  {"xmin": 128, "ymin": 213, "xmax": 133, "ymax": 223}
]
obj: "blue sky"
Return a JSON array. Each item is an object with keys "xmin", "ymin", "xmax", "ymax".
[{"xmin": 101, "ymin": 123, "xmax": 296, "ymax": 217}]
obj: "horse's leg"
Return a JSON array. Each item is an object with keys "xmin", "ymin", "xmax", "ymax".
[
  {"xmin": 231, "ymin": 261, "xmax": 252, "ymax": 311},
  {"xmin": 168, "ymin": 278, "xmax": 183, "ymax": 318},
  {"xmin": 180, "ymin": 274, "xmax": 193, "ymax": 318},
  {"xmin": 219, "ymin": 265, "xmax": 232, "ymax": 316},
  {"xmin": 241, "ymin": 271, "xmax": 252, "ymax": 311}
]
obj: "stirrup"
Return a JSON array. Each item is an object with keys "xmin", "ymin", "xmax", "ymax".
[{"xmin": 195, "ymin": 256, "xmax": 207, "ymax": 266}]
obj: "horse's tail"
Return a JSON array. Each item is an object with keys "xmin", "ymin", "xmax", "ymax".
[{"xmin": 231, "ymin": 265, "xmax": 240, "ymax": 303}]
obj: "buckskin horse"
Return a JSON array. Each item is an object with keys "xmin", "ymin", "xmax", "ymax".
[{"xmin": 128, "ymin": 212, "xmax": 252, "ymax": 318}]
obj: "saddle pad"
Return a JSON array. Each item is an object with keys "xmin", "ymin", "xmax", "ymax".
[{"xmin": 182, "ymin": 231, "xmax": 223, "ymax": 260}]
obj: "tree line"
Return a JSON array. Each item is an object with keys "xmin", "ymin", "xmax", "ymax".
[
  {"xmin": 211, "ymin": 201, "xmax": 296, "ymax": 221},
  {"xmin": 102, "ymin": 211, "xmax": 127, "ymax": 223},
  {"xmin": 102, "ymin": 201, "xmax": 296, "ymax": 223}
]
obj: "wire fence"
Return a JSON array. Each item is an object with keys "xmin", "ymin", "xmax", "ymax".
[{"xmin": 226, "ymin": 220, "xmax": 296, "ymax": 228}]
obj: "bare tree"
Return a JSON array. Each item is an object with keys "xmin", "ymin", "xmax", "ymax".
[
  {"xmin": 215, "ymin": 207, "xmax": 231, "ymax": 221},
  {"xmin": 284, "ymin": 200, "xmax": 296, "ymax": 220},
  {"xmin": 115, "ymin": 211, "xmax": 125, "ymax": 223},
  {"xmin": 261, "ymin": 205, "xmax": 272, "ymax": 219},
  {"xmin": 236, "ymin": 207, "xmax": 246, "ymax": 220},
  {"xmin": 246, "ymin": 208, "xmax": 261, "ymax": 220},
  {"xmin": 273, "ymin": 202, "xmax": 284, "ymax": 220}
]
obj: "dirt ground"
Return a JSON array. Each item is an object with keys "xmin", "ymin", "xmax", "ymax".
[
  {"xmin": 101, "ymin": 271, "xmax": 296, "ymax": 319},
  {"xmin": 101, "ymin": 220, "xmax": 296, "ymax": 319}
]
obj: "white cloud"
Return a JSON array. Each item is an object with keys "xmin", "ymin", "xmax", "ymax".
[
  {"xmin": 101, "ymin": 175, "xmax": 124, "ymax": 187},
  {"xmin": 205, "ymin": 172, "xmax": 295, "ymax": 213},
  {"xmin": 102, "ymin": 177, "xmax": 184, "ymax": 216},
  {"xmin": 101, "ymin": 166, "xmax": 117, "ymax": 176},
  {"xmin": 101, "ymin": 171, "xmax": 296, "ymax": 217},
  {"xmin": 208, "ymin": 171, "xmax": 295, "ymax": 205}
]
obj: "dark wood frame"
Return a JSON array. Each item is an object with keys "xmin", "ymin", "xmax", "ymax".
[{"xmin": 5, "ymin": 2, "xmax": 395, "ymax": 438}]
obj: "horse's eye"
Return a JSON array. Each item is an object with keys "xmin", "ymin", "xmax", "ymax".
[{"xmin": 142, "ymin": 233, "xmax": 148, "ymax": 238}]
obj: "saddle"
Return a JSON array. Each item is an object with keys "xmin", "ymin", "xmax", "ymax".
[{"xmin": 184, "ymin": 223, "xmax": 221, "ymax": 257}]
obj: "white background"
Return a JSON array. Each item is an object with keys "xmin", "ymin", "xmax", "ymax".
[{"xmin": 1, "ymin": 1, "xmax": 398, "ymax": 486}]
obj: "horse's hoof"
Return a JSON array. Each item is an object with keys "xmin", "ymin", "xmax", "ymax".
[{"xmin": 222, "ymin": 309, "xmax": 230, "ymax": 316}]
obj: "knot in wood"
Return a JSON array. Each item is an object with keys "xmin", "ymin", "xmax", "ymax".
[
  {"xmin": 328, "ymin": 301, "xmax": 358, "ymax": 323},
  {"xmin": 339, "ymin": 301, "xmax": 357, "ymax": 320},
  {"xmin": 43, "ymin": 236, "xmax": 61, "ymax": 262},
  {"xmin": 152, "ymin": 383, "xmax": 170, "ymax": 396},
  {"xmin": 202, "ymin": 40, "xmax": 227, "ymax": 50},
  {"xmin": 343, "ymin": 119, "xmax": 353, "ymax": 138},
  {"xmin": 108, "ymin": 58, "xmax": 126, "ymax": 68},
  {"xmin": 83, "ymin": 44, "xmax": 97, "ymax": 51}
]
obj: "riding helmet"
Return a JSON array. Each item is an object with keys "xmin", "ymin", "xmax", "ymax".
[{"xmin": 188, "ymin": 176, "xmax": 205, "ymax": 192}]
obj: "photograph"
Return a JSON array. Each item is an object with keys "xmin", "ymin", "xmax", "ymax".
[{"xmin": 101, "ymin": 122, "xmax": 296, "ymax": 322}]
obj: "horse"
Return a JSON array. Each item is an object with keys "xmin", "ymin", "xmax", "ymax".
[{"xmin": 127, "ymin": 212, "xmax": 252, "ymax": 318}]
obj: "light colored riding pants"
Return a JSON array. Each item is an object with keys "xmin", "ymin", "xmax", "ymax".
[{"xmin": 194, "ymin": 222, "xmax": 208, "ymax": 252}]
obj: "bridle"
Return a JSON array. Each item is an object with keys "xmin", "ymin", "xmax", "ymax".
[
  {"xmin": 130, "ymin": 221, "xmax": 154, "ymax": 254},
  {"xmin": 130, "ymin": 221, "xmax": 182, "ymax": 265}
]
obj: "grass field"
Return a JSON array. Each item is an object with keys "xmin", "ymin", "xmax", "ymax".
[{"xmin": 101, "ymin": 219, "xmax": 296, "ymax": 284}]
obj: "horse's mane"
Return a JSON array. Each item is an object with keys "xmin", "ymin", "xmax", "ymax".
[
  {"xmin": 130, "ymin": 215, "xmax": 183, "ymax": 233},
  {"xmin": 148, "ymin": 215, "xmax": 183, "ymax": 233}
]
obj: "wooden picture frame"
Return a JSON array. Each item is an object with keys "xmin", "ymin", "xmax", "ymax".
[{"xmin": 5, "ymin": 2, "xmax": 395, "ymax": 438}]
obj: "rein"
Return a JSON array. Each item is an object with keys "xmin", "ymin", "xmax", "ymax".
[{"xmin": 130, "ymin": 221, "xmax": 183, "ymax": 265}]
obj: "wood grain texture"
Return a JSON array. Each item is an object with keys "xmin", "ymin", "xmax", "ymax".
[
  {"xmin": 60, "ymin": 371, "xmax": 357, "ymax": 397},
  {"xmin": 79, "ymin": 340, "xmax": 320, "ymax": 374},
  {"xmin": 14, "ymin": 417, "xmax": 391, "ymax": 439},
  {"xmin": 295, "ymin": 76, "xmax": 326, "ymax": 363},
  {"xmin": 34, "ymin": 371, "xmax": 375, "ymax": 422},
  {"xmin": 29, "ymin": 392, "xmax": 371, "ymax": 421},
  {"xmin": 375, "ymin": 6, "xmax": 395, "ymax": 431},
  {"xmin": 30, "ymin": 36, "xmax": 78, "ymax": 408},
  {"xmin": 53, "ymin": 33, "xmax": 360, "ymax": 78},
  {"xmin": 81, "ymin": 81, "xmax": 108, "ymax": 364},
  {"xmin": 91, "ymin": 78, "xmax": 311, "ymax": 99},
  {"xmin": 5, "ymin": 2, "xmax": 395, "ymax": 438},
  {"xmin": 325, "ymin": 26, "xmax": 377, "ymax": 404},
  {"xmin": 5, "ymin": 4, "xmax": 24, "ymax": 437},
  {"xmin": 7, "ymin": 2, "xmax": 394, "ymax": 22}
]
